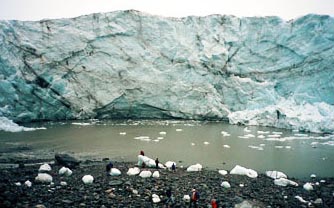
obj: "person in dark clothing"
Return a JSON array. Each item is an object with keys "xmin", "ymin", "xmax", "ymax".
[
  {"xmin": 171, "ymin": 163, "xmax": 176, "ymax": 172},
  {"xmin": 140, "ymin": 150, "xmax": 145, "ymax": 156},
  {"xmin": 155, "ymin": 158, "xmax": 159, "ymax": 169},
  {"xmin": 189, "ymin": 188, "xmax": 200, "ymax": 208},
  {"xmin": 165, "ymin": 188, "xmax": 175, "ymax": 207},
  {"xmin": 106, "ymin": 161, "xmax": 113, "ymax": 175}
]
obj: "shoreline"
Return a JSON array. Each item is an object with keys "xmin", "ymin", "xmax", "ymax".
[{"xmin": 1, "ymin": 158, "xmax": 333, "ymax": 207}]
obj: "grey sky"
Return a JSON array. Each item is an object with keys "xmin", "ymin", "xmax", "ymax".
[{"xmin": 0, "ymin": 0, "xmax": 333, "ymax": 21}]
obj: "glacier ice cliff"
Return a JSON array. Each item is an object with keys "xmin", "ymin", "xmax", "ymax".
[{"xmin": 0, "ymin": 11, "xmax": 333, "ymax": 133}]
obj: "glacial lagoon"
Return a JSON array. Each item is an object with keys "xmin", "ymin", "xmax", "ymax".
[{"xmin": 0, "ymin": 120, "xmax": 333, "ymax": 178}]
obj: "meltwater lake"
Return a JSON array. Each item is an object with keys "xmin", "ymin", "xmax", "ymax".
[{"xmin": 0, "ymin": 120, "xmax": 333, "ymax": 179}]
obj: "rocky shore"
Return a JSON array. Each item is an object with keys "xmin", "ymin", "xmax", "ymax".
[{"xmin": 0, "ymin": 158, "xmax": 333, "ymax": 208}]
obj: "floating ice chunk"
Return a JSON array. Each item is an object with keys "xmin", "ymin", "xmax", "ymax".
[
  {"xmin": 176, "ymin": 129, "xmax": 183, "ymax": 132},
  {"xmin": 303, "ymin": 182, "xmax": 313, "ymax": 191},
  {"xmin": 268, "ymin": 134, "xmax": 281, "ymax": 138},
  {"xmin": 191, "ymin": 143, "xmax": 196, "ymax": 146},
  {"xmin": 244, "ymin": 127, "xmax": 251, "ymax": 132},
  {"xmin": 322, "ymin": 141, "xmax": 334, "ymax": 146},
  {"xmin": 134, "ymin": 136, "xmax": 150, "ymax": 141},
  {"xmin": 245, "ymin": 134, "xmax": 255, "ymax": 138},
  {"xmin": 230, "ymin": 165, "xmax": 258, "ymax": 178},
  {"xmin": 187, "ymin": 163, "xmax": 202, "ymax": 172},
  {"xmin": 295, "ymin": 196, "xmax": 308, "ymax": 203},
  {"xmin": 159, "ymin": 131, "xmax": 167, "ymax": 135},
  {"xmin": 183, "ymin": 195, "xmax": 190, "ymax": 202},
  {"xmin": 39, "ymin": 163, "xmax": 52, "ymax": 172},
  {"xmin": 311, "ymin": 174, "xmax": 317, "ymax": 178},
  {"xmin": 248, "ymin": 145, "xmax": 264, "ymax": 150},
  {"xmin": 152, "ymin": 171, "xmax": 160, "ymax": 178},
  {"xmin": 259, "ymin": 144, "xmax": 265, "ymax": 147},
  {"xmin": 58, "ymin": 167, "xmax": 72, "ymax": 176},
  {"xmin": 257, "ymin": 131, "xmax": 270, "ymax": 134},
  {"xmin": 275, "ymin": 146, "xmax": 284, "ymax": 149},
  {"xmin": 153, "ymin": 139, "xmax": 159, "ymax": 142},
  {"xmin": 238, "ymin": 136, "xmax": 249, "ymax": 139},
  {"xmin": 24, "ymin": 180, "xmax": 32, "ymax": 187},
  {"xmin": 221, "ymin": 181, "xmax": 231, "ymax": 188},
  {"xmin": 165, "ymin": 161, "xmax": 176, "ymax": 168},
  {"xmin": 157, "ymin": 137, "xmax": 164, "ymax": 140},
  {"xmin": 294, "ymin": 133, "xmax": 309, "ymax": 137},
  {"xmin": 257, "ymin": 135, "xmax": 265, "ymax": 139},
  {"xmin": 221, "ymin": 131, "xmax": 231, "ymax": 136},
  {"xmin": 82, "ymin": 175, "xmax": 94, "ymax": 184},
  {"xmin": 285, "ymin": 146, "xmax": 291, "ymax": 149},
  {"xmin": 218, "ymin": 170, "xmax": 228, "ymax": 175},
  {"xmin": 203, "ymin": 141, "xmax": 210, "ymax": 145},
  {"xmin": 35, "ymin": 173, "xmax": 53, "ymax": 183},
  {"xmin": 119, "ymin": 132, "xmax": 126, "ymax": 135},
  {"xmin": 274, "ymin": 178, "xmax": 298, "ymax": 186},
  {"xmin": 265, "ymin": 138, "xmax": 286, "ymax": 142},
  {"xmin": 60, "ymin": 181, "xmax": 67, "ymax": 186},
  {"xmin": 139, "ymin": 170, "xmax": 152, "ymax": 178},
  {"xmin": 266, "ymin": 171, "xmax": 287, "ymax": 179},
  {"xmin": 109, "ymin": 168, "xmax": 121, "ymax": 176},
  {"xmin": 127, "ymin": 167, "xmax": 140, "ymax": 176},
  {"xmin": 0, "ymin": 116, "xmax": 46, "ymax": 132},
  {"xmin": 320, "ymin": 180, "xmax": 326, "ymax": 183},
  {"xmin": 272, "ymin": 131, "xmax": 283, "ymax": 135},
  {"xmin": 72, "ymin": 122, "xmax": 91, "ymax": 126},
  {"xmin": 223, "ymin": 144, "xmax": 230, "ymax": 148},
  {"xmin": 152, "ymin": 194, "xmax": 161, "ymax": 203}
]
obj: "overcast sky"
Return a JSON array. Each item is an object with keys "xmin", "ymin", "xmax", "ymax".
[{"xmin": 0, "ymin": 0, "xmax": 333, "ymax": 21}]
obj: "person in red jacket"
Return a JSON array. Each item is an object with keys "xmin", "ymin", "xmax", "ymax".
[{"xmin": 189, "ymin": 188, "xmax": 200, "ymax": 208}]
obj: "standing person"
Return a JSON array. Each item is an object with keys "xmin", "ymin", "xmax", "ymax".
[
  {"xmin": 189, "ymin": 188, "xmax": 200, "ymax": 208},
  {"xmin": 171, "ymin": 163, "xmax": 176, "ymax": 172},
  {"xmin": 165, "ymin": 187, "xmax": 175, "ymax": 207},
  {"xmin": 155, "ymin": 158, "xmax": 159, "ymax": 169},
  {"xmin": 140, "ymin": 150, "xmax": 145, "ymax": 156},
  {"xmin": 105, "ymin": 161, "xmax": 113, "ymax": 175},
  {"xmin": 211, "ymin": 198, "xmax": 218, "ymax": 208}
]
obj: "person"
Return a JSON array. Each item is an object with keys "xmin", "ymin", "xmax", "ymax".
[
  {"xmin": 106, "ymin": 161, "xmax": 113, "ymax": 175},
  {"xmin": 211, "ymin": 198, "xmax": 218, "ymax": 208},
  {"xmin": 165, "ymin": 187, "xmax": 175, "ymax": 207},
  {"xmin": 171, "ymin": 163, "xmax": 176, "ymax": 172},
  {"xmin": 189, "ymin": 188, "xmax": 200, "ymax": 208},
  {"xmin": 155, "ymin": 158, "xmax": 159, "ymax": 169},
  {"xmin": 140, "ymin": 150, "xmax": 145, "ymax": 156}
]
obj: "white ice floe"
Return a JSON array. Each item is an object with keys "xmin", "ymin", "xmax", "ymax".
[
  {"xmin": 218, "ymin": 170, "xmax": 228, "ymax": 175},
  {"xmin": 259, "ymin": 144, "xmax": 266, "ymax": 147},
  {"xmin": 285, "ymin": 146, "xmax": 291, "ymax": 149},
  {"xmin": 191, "ymin": 143, "xmax": 196, "ymax": 146},
  {"xmin": 272, "ymin": 131, "xmax": 283, "ymax": 135},
  {"xmin": 230, "ymin": 165, "xmax": 258, "ymax": 178},
  {"xmin": 165, "ymin": 161, "xmax": 176, "ymax": 169},
  {"xmin": 223, "ymin": 144, "xmax": 231, "ymax": 148},
  {"xmin": 152, "ymin": 171, "xmax": 160, "ymax": 178},
  {"xmin": 152, "ymin": 194, "xmax": 161, "ymax": 203},
  {"xmin": 221, "ymin": 181, "xmax": 231, "ymax": 188},
  {"xmin": 0, "ymin": 116, "xmax": 46, "ymax": 132},
  {"xmin": 268, "ymin": 134, "xmax": 281, "ymax": 138},
  {"xmin": 266, "ymin": 171, "xmax": 287, "ymax": 179},
  {"xmin": 58, "ymin": 167, "xmax": 72, "ymax": 176},
  {"xmin": 310, "ymin": 174, "xmax": 317, "ymax": 178},
  {"xmin": 203, "ymin": 141, "xmax": 210, "ymax": 145},
  {"xmin": 134, "ymin": 136, "xmax": 151, "ymax": 142},
  {"xmin": 221, "ymin": 131, "xmax": 231, "ymax": 137},
  {"xmin": 244, "ymin": 127, "xmax": 251, "ymax": 133},
  {"xmin": 183, "ymin": 195, "xmax": 190, "ymax": 202},
  {"xmin": 257, "ymin": 135, "xmax": 266, "ymax": 139},
  {"xmin": 176, "ymin": 129, "xmax": 183, "ymax": 132},
  {"xmin": 257, "ymin": 131, "xmax": 270, "ymax": 134},
  {"xmin": 159, "ymin": 131, "xmax": 167, "ymax": 135},
  {"xmin": 24, "ymin": 180, "xmax": 32, "ymax": 187},
  {"xmin": 119, "ymin": 132, "xmax": 126, "ymax": 135},
  {"xmin": 109, "ymin": 168, "xmax": 121, "ymax": 176},
  {"xmin": 139, "ymin": 170, "xmax": 152, "ymax": 178},
  {"xmin": 157, "ymin": 137, "xmax": 164, "ymax": 140},
  {"xmin": 274, "ymin": 178, "xmax": 298, "ymax": 186},
  {"xmin": 35, "ymin": 173, "xmax": 53, "ymax": 183},
  {"xmin": 72, "ymin": 122, "xmax": 91, "ymax": 126},
  {"xmin": 187, "ymin": 163, "xmax": 202, "ymax": 172},
  {"xmin": 275, "ymin": 146, "xmax": 284, "ymax": 149},
  {"xmin": 39, "ymin": 163, "xmax": 52, "ymax": 172},
  {"xmin": 322, "ymin": 141, "xmax": 334, "ymax": 146},
  {"xmin": 303, "ymin": 182, "xmax": 314, "ymax": 191},
  {"xmin": 127, "ymin": 167, "xmax": 140, "ymax": 176},
  {"xmin": 82, "ymin": 175, "xmax": 94, "ymax": 184}
]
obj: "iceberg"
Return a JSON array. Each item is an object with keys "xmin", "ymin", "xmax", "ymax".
[
  {"xmin": 230, "ymin": 165, "xmax": 258, "ymax": 178},
  {"xmin": 0, "ymin": 11, "xmax": 333, "ymax": 133},
  {"xmin": 186, "ymin": 163, "xmax": 202, "ymax": 172}
]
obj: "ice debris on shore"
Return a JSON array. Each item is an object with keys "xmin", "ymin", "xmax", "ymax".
[
  {"xmin": 82, "ymin": 175, "xmax": 94, "ymax": 184},
  {"xmin": 139, "ymin": 170, "xmax": 152, "ymax": 178},
  {"xmin": 109, "ymin": 168, "xmax": 121, "ymax": 176},
  {"xmin": 35, "ymin": 173, "xmax": 53, "ymax": 183},
  {"xmin": 218, "ymin": 170, "xmax": 228, "ymax": 176},
  {"xmin": 165, "ymin": 161, "xmax": 177, "ymax": 169},
  {"xmin": 58, "ymin": 167, "xmax": 73, "ymax": 176},
  {"xmin": 137, "ymin": 155, "xmax": 164, "ymax": 168},
  {"xmin": 152, "ymin": 194, "xmax": 161, "ymax": 203},
  {"xmin": 39, "ymin": 164, "xmax": 52, "ymax": 172},
  {"xmin": 303, "ymin": 182, "xmax": 314, "ymax": 191},
  {"xmin": 221, "ymin": 181, "xmax": 231, "ymax": 188},
  {"xmin": 127, "ymin": 167, "xmax": 140, "ymax": 176},
  {"xmin": 24, "ymin": 180, "xmax": 32, "ymax": 187},
  {"xmin": 230, "ymin": 165, "xmax": 258, "ymax": 178},
  {"xmin": 0, "ymin": 117, "xmax": 46, "ymax": 132},
  {"xmin": 266, "ymin": 171, "xmax": 287, "ymax": 179},
  {"xmin": 186, "ymin": 163, "xmax": 202, "ymax": 172},
  {"xmin": 274, "ymin": 178, "xmax": 298, "ymax": 187},
  {"xmin": 152, "ymin": 171, "xmax": 160, "ymax": 178}
]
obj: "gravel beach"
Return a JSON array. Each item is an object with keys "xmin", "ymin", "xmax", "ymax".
[{"xmin": 0, "ymin": 158, "xmax": 333, "ymax": 208}]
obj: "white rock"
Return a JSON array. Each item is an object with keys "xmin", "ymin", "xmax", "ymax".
[
  {"xmin": 127, "ymin": 167, "xmax": 140, "ymax": 176},
  {"xmin": 218, "ymin": 170, "xmax": 228, "ymax": 175},
  {"xmin": 58, "ymin": 167, "xmax": 73, "ymax": 176},
  {"xmin": 39, "ymin": 163, "xmax": 52, "ymax": 172},
  {"xmin": 109, "ymin": 168, "xmax": 121, "ymax": 176},
  {"xmin": 274, "ymin": 178, "xmax": 298, "ymax": 187},
  {"xmin": 266, "ymin": 171, "xmax": 287, "ymax": 179},
  {"xmin": 139, "ymin": 170, "xmax": 152, "ymax": 178},
  {"xmin": 35, "ymin": 173, "xmax": 53, "ymax": 183},
  {"xmin": 186, "ymin": 163, "xmax": 202, "ymax": 172},
  {"xmin": 152, "ymin": 171, "xmax": 160, "ymax": 178},
  {"xmin": 24, "ymin": 180, "xmax": 32, "ymax": 187},
  {"xmin": 152, "ymin": 194, "xmax": 160, "ymax": 203},
  {"xmin": 82, "ymin": 175, "xmax": 94, "ymax": 184},
  {"xmin": 60, "ymin": 181, "xmax": 67, "ymax": 186},
  {"xmin": 15, "ymin": 182, "xmax": 21, "ymax": 186},
  {"xmin": 230, "ymin": 165, "xmax": 258, "ymax": 178},
  {"xmin": 239, "ymin": 184, "xmax": 244, "ymax": 187},
  {"xmin": 303, "ymin": 182, "xmax": 314, "ymax": 191},
  {"xmin": 221, "ymin": 181, "xmax": 231, "ymax": 188},
  {"xmin": 183, "ymin": 195, "xmax": 190, "ymax": 202}
]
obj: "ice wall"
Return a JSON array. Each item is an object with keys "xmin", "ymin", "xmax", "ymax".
[{"xmin": 0, "ymin": 11, "xmax": 333, "ymax": 132}]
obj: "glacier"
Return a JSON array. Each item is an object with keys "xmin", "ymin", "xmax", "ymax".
[{"xmin": 0, "ymin": 10, "xmax": 333, "ymax": 133}]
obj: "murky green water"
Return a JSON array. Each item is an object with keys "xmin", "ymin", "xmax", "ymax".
[{"xmin": 0, "ymin": 120, "xmax": 333, "ymax": 178}]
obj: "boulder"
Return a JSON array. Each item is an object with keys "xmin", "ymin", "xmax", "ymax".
[{"xmin": 55, "ymin": 153, "xmax": 80, "ymax": 168}]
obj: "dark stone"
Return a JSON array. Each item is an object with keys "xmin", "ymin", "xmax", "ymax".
[
  {"xmin": 62, "ymin": 199, "xmax": 74, "ymax": 205},
  {"xmin": 109, "ymin": 180, "xmax": 123, "ymax": 186},
  {"xmin": 55, "ymin": 153, "xmax": 80, "ymax": 168}
]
